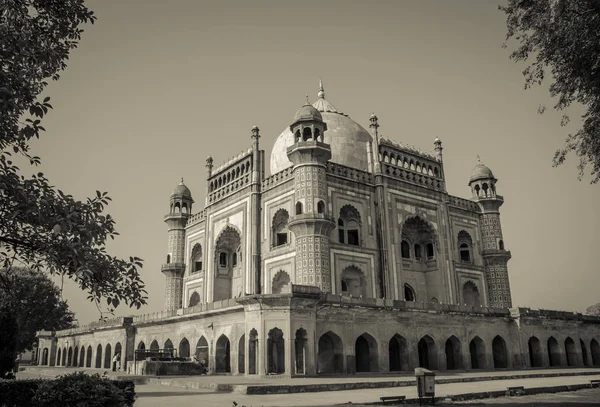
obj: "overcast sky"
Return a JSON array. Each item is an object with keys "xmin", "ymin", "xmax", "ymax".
[{"xmin": 33, "ymin": 0, "xmax": 599, "ymax": 324}]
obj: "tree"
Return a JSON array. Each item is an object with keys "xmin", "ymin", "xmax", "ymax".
[
  {"xmin": 0, "ymin": 308, "xmax": 18, "ymax": 379},
  {"xmin": 586, "ymin": 303, "xmax": 600, "ymax": 316},
  {"xmin": 499, "ymin": 0, "xmax": 600, "ymax": 183},
  {"xmin": 0, "ymin": 1, "xmax": 146, "ymax": 313},
  {"xmin": 0, "ymin": 267, "xmax": 77, "ymax": 354}
]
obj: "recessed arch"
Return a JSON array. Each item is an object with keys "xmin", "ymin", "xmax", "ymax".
[
  {"xmin": 238, "ymin": 334, "xmax": 245, "ymax": 374},
  {"xmin": 418, "ymin": 335, "xmax": 437, "ymax": 370},
  {"xmin": 340, "ymin": 266, "xmax": 366, "ymax": 297},
  {"xmin": 469, "ymin": 336, "xmax": 486, "ymax": 369},
  {"xmin": 150, "ymin": 340, "xmax": 159, "ymax": 351},
  {"xmin": 389, "ymin": 334, "xmax": 409, "ymax": 372},
  {"xmin": 104, "ymin": 343, "xmax": 112, "ymax": 369},
  {"xmin": 272, "ymin": 208, "xmax": 290, "ymax": 247},
  {"xmin": 164, "ymin": 339, "xmax": 173, "ymax": 350},
  {"xmin": 179, "ymin": 338, "xmax": 190, "ymax": 358},
  {"xmin": 214, "ymin": 225, "xmax": 242, "ymax": 301},
  {"xmin": 528, "ymin": 336, "xmax": 543, "ymax": 367},
  {"xmin": 196, "ymin": 336, "xmax": 209, "ymax": 366},
  {"xmin": 581, "ymin": 339, "xmax": 589, "ymax": 367},
  {"xmin": 73, "ymin": 346, "xmax": 79, "ymax": 367},
  {"xmin": 318, "ymin": 331, "xmax": 344, "ymax": 374},
  {"xmin": 190, "ymin": 243, "xmax": 203, "ymax": 273},
  {"xmin": 189, "ymin": 291, "xmax": 200, "ymax": 307},
  {"xmin": 267, "ymin": 327, "xmax": 285, "ymax": 374},
  {"xmin": 492, "ymin": 335, "xmax": 508, "ymax": 368},
  {"xmin": 79, "ymin": 347, "xmax": 85, "ymax": 367},
  {"xmin": 338, "ymin": 204, "xmax": 361, "ymax": 246},
  {"xmin": 547, "ymin": 336, "xmax": 561, "ymax": 367},
  {"xmin": 462, "ymin": 281, "xmax": 481, "ymax": 307},
  {"xmin": 404, "ymin": 283, "xmax": 416, "ymax": 302},
  {"xmin": 272, "ymin": 270, "xmax": 291, "ymax": 294},
  {"xmin": 591, "ymin": 339, "xmax": 600, "ymax": 366},
  {"xmin": 355, "ymin": 332, "xmax": 378, "ymax": 372},
  {"xmin": 86, "ymin": 345, "xmax": 92, "ymax": 367},
  {"xmin": 445, "ymin": 335, "xmax": 463, "ymax": 370},
  {"xmin": 216, "ymin": 334, "xmax": 231, "ymax": 373},
  {"xmin": 564, "ymin": 337, "xmax": 577, "ymax": 367}
]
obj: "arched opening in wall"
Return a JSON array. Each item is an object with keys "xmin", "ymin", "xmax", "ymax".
[
  {"xmin": 482, "ymin": 183, "xmax": 489, "ymax": 196},
  {"xmin": 166, "ymin": 254, "xmax": 171, "ymax": 264},
  {"xmin": 114, "ymin": 342, "xmax": 122, "ymax": 369},
  {"xmin": 164, "ymin": 339, "xmax": 173, "ymax": 351},
  {"xmin": 414, "ymin": 244, "xmax": 422, "ymax": 260},
  {"xmin": 341, "ymin": 280, "xmax": 348, "ymax": 293},
  {"xmin": 79, "ymin": 347, "xmax": 85, "ymax": 367},
  {"xmin": 302, "ymin": 127, "xmax": 312, "ymax": 141},
  {"xmin": 42, "ymin": 348, "xmax": 49, "ymax": 365},
  {"xmin": 317, "ymin": 200, "xmax": 325, "ymax": 214},
  {"xmin": 249, "ymin": 329, "xmax": 258, "ymax": 375},
  {"xmin": 426, "ymin": 243, "xmax": 435, "ymax": 259},
  {"xmin": 67, "ymin": 346, "xmax": 73, "ymax": 367},
  {"xmin": 73, "ymin": 346, "xmax": 78, "ymax": 367},
  {"xmin": 295, "ymin": 328, "xmax": 308, "ymax": 374},
  {"xmin": 418, "ymin": 335, "xmax": 437, "ymax": 370},
  {"xmin": 191, "ymin": 243, "xmax": 203, "ymax": 273},
  {"xmin": 174, "ymin": 202, "xmax": 180, "ymax": 213},
  {"xmin": 138, "ymin": 341, "xmax": 145, "ymax": 350},
  {"xmin": 469, "ymin": 336, "xmax": 486, "ymax": 369},
  {"xmin": 196, "ymin": 337, "xmax": 209, "ymax": 367},
  {"xmin": 341, "ymin": 266, "xmax": 366, "ymax": 298},
  {"xmin": 591, "ymin": 339, "xmax": 600, "ymax": 366},
  {"xmin": 355, "ymin": 333, "xmax": 378, "ymax": 373},
  {"xmin": 401, "ymin": 215, "xmax": 437, "ymax": 266},
  {"xmin": 401, "ymin": 240, "xmax": 410, "ymax": 259},
  {"xmin": 547, "ymin": 337, "xmax": 561, "ymax": 367},
  {"xmin": 404, "ymin": 283, "xmax": 416, "ymax": 302},
  {"xmin": 179, "ymin": 338, "xmax": 190, "ymax": 358},
  {"xmin": 295, "ymin": 130, "xmax": 301, "ymax": 142},
  {"xmin": 182, "ymin": 202, "xmax": 188, "ymax": 214},
  {"xmin": 272, "ymin": 270, "xmax": 291, "ymax": 294},
  {"xmin": 238, "ymin": 335, "xmax": 245, "ymax": 374},
  {"xmin": 216, "ymin": 335, "xmax": 231, "ymax": 373},
  {"xmin": 56, "ymin": 348, "xmax": 61, "ymax": 366},
  {"xmin": 445, "ymin": 336, "xmax": 463, "ymax": 370},
  {"xmin": 267, "ymin": 328, "xmax": 285, "ymax": 374},
  {"xmin": 104, "ymin": 343, "xmax": 112, "ymax": 369},
  {"xmin": 498, "ymin": 240, "xmax": 504, "ymax": 250},
  {"xmin": 318, "ymin": 331, "xmax": 343, "ymax": 374},
  {"xmin": 528, "ymin": 336, "xmax": 543, "ymax": 368},
  {"xmin": 462, "ymin": 281, "xmax": 481, "ymax": 307},
  {"xmin": 389, "ymin": 334, "xmax": 409, "ymax": 372},
  {"xmin": 338, "ymin": 205, "xmax": 361, "ymax": 246},
  {"xmin": 458, "ymin": 231, "xmax": 473, "ymax": 263},
  {"xmin": 150, "ymin": 340, "xmax": 159, "ymax": 351},
  {"xmin": 564, "ymin": 337, "xmax": 577, "ymax": 367},
  {"xmin": 315, "ymin": 128, "xmax": 321, "ymax": 141},
  {"xmin": 272, "ymin": 209, "xmax": 290, "ymax": 247},
  {"xmin": 492, "ymin": 336, "xmax": 508, "ymax": 368},
  {"xmin": 296, "ymin": 202, "xmax": 303, "ymax": 215},
  {"xmin": 581, "ymin": 339, "xmax": 589, "ymax": 367},
  {"xmin": 189, "ymin": 291, "xmax": 200, "ymax": 307},
  {"xmin": 86, "ymin": 345, "xmax": 92, "ymax": 367},
  {"xmin": 214, "ymin": 226, "xmax": 242, "ymax": 301}
]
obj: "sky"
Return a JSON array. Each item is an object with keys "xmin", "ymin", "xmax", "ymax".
[{"xmin": 31, "ymin": 0, "xmax": 599, "ymax": 325}]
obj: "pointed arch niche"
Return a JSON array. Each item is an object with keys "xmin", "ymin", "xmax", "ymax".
[
  {"xmin": 400, "ymin": 213, "xmax": 438, "ymax": 271},
  {"xmin": 214, "ymin": 225, "xmax": 242, "ymax": 301}
]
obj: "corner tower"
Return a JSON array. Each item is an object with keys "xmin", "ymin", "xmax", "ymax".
[
  {"xmin": 469, "ymin": 162, "xmax": 513, "ymax": 308},
  {"xmin": 162, "ymin": 179, "xmax": 193, "ymax": 311},
  {"xmin": 286, "ymin": 101, "xmax": 336, "ymax": 291}
]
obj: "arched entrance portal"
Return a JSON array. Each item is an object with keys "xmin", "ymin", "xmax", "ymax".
[
  {"xmin": 104, "ymin": 343, "xmax": 112, "ymax": 369},
  {"xmin": 418, "ymin": 335, "xmax": 437, "ymax": 370},
  {"xmin": 581, "ymin": 339, "xmax": 588, "ymax": 367},
  {"xmin": 445, "ymin": 336, "xmax": 462, "ymax": 370},
  {"xmin": 469, "ymin": 336, "xmax": 486, "ymax": 369},
  {"xmin": 492, "ymin": 336, "xmax": 508, "ymax": 368},
  {"xmin": 179, "ymin": 338, "xmax": 190, "ymax": 358},
  {"xmin": 215, "ymin": 335, "xmax": 231, "ymax": 373},
  {"xmin": 565, "ymin": 337, "xmax": 577, "ymax": 367},
  {"xmin": 196, "ymin": 336, "xmax": 209, "ymax": 367},
  {"xmin": 389, "ymin": 334, "xmax": 409, "ymax": 372},
  {"xmin": 528, "ymin": 336, "xmax": 543, "ymax": 367},
  {"xmin": 318, "ymin": 331, "xmax": 344, "ymax": 374},
  {"xmin": 248, "ymin": 329, "xmax": 258, "ymax": 375},
  {"xmin": 267, "ymin": 328, "xmax": 285, "ymax": 374},
  {"xmin": 591, "ymin": 339, "xmax": 600, "ymax": 366},
  {"xmin": 547, "ymin": 337, "xmax": 561, "ymax": 367},
  {"xmin": 355, "ymin": 333, "xmax": 378, "ymax": 373},
  {"xmin": 238, "ymin": 335, "xmax": 245, "ymax": 374}
]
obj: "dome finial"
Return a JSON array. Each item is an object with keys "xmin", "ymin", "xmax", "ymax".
[
  {"xmin": 477, "ymin": 155, "xmax": 481, "ymax": 163},
  {"xmin": 305, "ymin": 94, "xmax": 310, "ymax": 105},
  {"xmin": 180, "ymin": 177, "xmax": 184, "ymax": 184},
  {"xmin": 318, "ymin": 78, "xmax": 325, "ymax": 99}
]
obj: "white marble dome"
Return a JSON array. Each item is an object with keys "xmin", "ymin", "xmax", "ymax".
[{"xmin": 270, "ymin": 85, "xmax": 373, "ymax": 175}]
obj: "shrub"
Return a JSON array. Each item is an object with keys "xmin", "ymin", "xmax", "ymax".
[
  {"xmin": 0, "ymin": 379, "xmax": 41, "ymax": 407},
  {"xmin": 0, "ymin": 373, "xmax": 136, "ymax": 407}
]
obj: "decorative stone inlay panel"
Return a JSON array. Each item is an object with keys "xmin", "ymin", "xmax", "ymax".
[
  {"xmin": 294, "ymin": 235, "xmax": 331, "ymax": 292},
  {"xmin": 485, "ymin": 264, "xmax": 512, "ymax": 308},
  {"xmin": 169, "ymin": 229, "xmax": 186, "ymax": 264},
  {"xmin": 480, "ymin": 213, "xmax": 504, "ymax": 250}
]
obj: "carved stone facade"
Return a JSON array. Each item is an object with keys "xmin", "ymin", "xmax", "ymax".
[{"xmin": 38, "ymin": 83, "xmax": 600, "ymax": 375}]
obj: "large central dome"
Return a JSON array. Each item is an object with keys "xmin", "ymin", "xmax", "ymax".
[{"xmin": 270, "ymin": 83, "xmax": 373, "ymax": 175}]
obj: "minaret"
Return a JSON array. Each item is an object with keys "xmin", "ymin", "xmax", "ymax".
[
  {"xmin": 250, "ymin": 125, "xmax": 262, "ymax": 294},
  {"xmin": 162, "ymin": 179, "xmax": 193, "ymax": 311},
  {"xmin": 469, "ymin": 160, "xmax": 513, "ymax": 308},
  {"xmin": 370, "ymin": 113, "xmax": 389, "ymax": 298},
  {"xmin": 286, "ymin": 95, "xmax": 336, "ymax": 291}
]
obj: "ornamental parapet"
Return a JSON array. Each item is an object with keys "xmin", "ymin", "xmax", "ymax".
[
  {"xmin": 46, "ymin": 317, "xmax": 133, "ymax": 337},
  {"xmin": 326, "ymin": 162, "xmax": 374, "ymax": 184}
]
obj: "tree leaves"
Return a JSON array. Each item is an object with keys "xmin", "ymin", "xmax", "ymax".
[
  {"xmin": 0, "ymin": 0, "xmax": 147, "ymax": 313},
  {"xmin": 500, "ymin": 0, "xmax": 600, "ymax": 183}
]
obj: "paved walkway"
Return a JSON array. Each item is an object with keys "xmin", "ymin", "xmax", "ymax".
[{"xmin": 17, "ymin": 367, "xmax": 600, "ymax": 407}]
